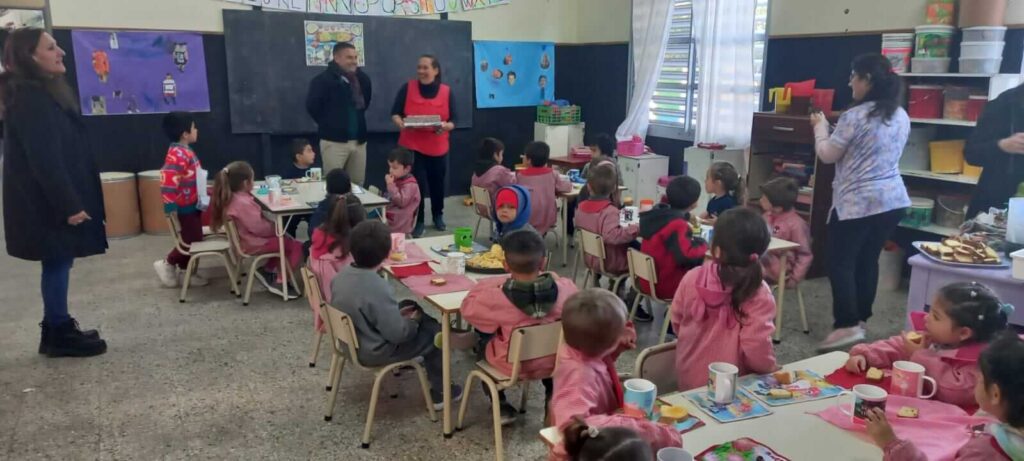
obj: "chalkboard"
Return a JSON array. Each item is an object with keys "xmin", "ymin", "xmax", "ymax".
[{"xmin": 223, "ymin": 10, "xmax": 473, "ymax": 134}]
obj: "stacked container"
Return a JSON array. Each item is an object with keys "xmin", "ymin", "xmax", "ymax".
[
  {"xmin": 913, "ymin": 25, "xmax": 955, "ymax": 73},
  {"xmin": 882, "ymin": 33, "xmax": 915, "ymax": 73},
  {"xmin": 960, "ymin": 26, "xmax": 1006, "ymax": 74}
]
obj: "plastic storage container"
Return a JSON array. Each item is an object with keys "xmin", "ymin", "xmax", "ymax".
[
  {"xmin": 901, "ymin": 126, "xmax": 937, "ymax": 171},
  {"xmin": 959, "ymin": 0, "xmax": 1008, "ymax": 27},
  {"xmin": 915, "ymin": 25, "xmax": 955, "ymax": 57},
  {"xmin": 943, "ymin": 86, "xmax": 971, "ymax": 120},
  {"xmin": 908, "ymin": 85, "xmax": 945, "ymax": 118},
  {"xmin": 960, "ymin": 41, "xmax": 1005, "ymax": 59},
  {"xmin": 883, "ymin": 33, "xmax": 915, "ymax": 73},
  {"xmin": 935, "ymin": 194, "xmax": 969, "ymax": 229},
  {"xmin": 929, "ymin": 139, "xmax": 966, "ymax": 173},
  {"xmin": 903, "ymin": 197, "xmax": 936, "ymax": 228},
  {"xmin": 959, "ymin": 57, "xmax": 1002, "ymax": 74},
  {"xmin": 926, "ymin": 0, "xmax": 956, "ymax": 25},
  {"xmin": 1012, "ymin": 248, "xmax": 1024, "ymax": 280},
  {"xmin": 911, "ymin": 57, "xmax": 951, "ymax": 73},
  {"xmin": 966, "ymin": 95, "xmax": 988, "ymax": 121},
  {"xmin": 962, "ymin": 26, "xmax": 1007, "ymax": 42}
]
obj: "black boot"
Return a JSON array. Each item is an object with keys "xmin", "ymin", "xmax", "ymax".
[
  {"xmin": 38, "ymin": 320, "xmax": 100, "ymax": 354},
  {"xmin": 43, "ymin": 321, "xmax": 107, "ymax": 357}
]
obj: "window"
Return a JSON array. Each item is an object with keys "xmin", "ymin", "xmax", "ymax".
[{"xmin": 647, "ymin": 0, "xmax": 769, "ymax": 141}]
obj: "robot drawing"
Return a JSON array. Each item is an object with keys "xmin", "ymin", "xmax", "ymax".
[
  {"xmin": 172, "ymin": 42, "xmax": 189, "ymax": 72},
  {"xmin": 162, "ymin": 73, "xmax": 177, "ymax": 105},
  {"xmin": 92, "ymin": 50, "xmax": 109, "ymax": 83}
]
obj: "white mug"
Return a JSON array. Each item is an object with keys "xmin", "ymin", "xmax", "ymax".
[
  {"xmin": 892, "ymin": 361, "xmax": 938, "ymax": 399},
  {"xmin": 305, "ymin": 167, "xmax": 323, "ymax": 181},
  {"xmin": 708, "ymin": 362, "xmax": 739, "ymax": 404},
  {"xmin": 265, "ymin": 175, "xmax": 282, "ymax": 190},
  {"xmin": 838, "ymin": 384, "xmax": 888, "ymax": 423},
  {"xmin": 657, "ymin": 447, "xmax": 693, "ymax": 461}
]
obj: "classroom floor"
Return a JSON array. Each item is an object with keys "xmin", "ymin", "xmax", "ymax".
[{"xmin": 0, "ymin": 197, "xmax": 910, "ymax": 460}]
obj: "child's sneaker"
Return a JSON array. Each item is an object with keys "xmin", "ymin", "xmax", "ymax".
[
  {"xmin": 153, "ymin": 259, "xmax": 178, "ymax": 288},
  {"xmin": 432, "ymin": 384, "xmax": 463, "ymax": 411},
  {"xmin": 254, "ymin": 268, "xmax": 297, "ymax": 299},
  {"xmin": 498, "ymin": 402, "xmax": 518, "ymax": 426}
]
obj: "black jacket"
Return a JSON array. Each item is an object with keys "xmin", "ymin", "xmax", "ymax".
[
  {"xmin": 3, "ymin": 82, "xmax": 107, "ymax": 261},
  {"xmin": 305, "ymin": 62, "xmax": 372, "ymax": 143},
  {"xmin": 965, "ymin": 84, "xmax": 1024, "ymax": 217}
]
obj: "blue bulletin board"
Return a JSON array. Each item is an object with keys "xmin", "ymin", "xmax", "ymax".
[{"xmin": 473, "ymin": 41, "xmax": 555, "ymax": 109}]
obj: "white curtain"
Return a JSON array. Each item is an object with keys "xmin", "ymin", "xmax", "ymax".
[
  {"xmin": 693, "ymin": 0, "xmax": 758, "ymax": 148},
  {"xmin": 615, "ymin": 0, "xmax": 675, "ymax": 142}
]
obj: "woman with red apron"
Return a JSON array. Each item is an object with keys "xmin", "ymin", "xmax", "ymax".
[{"xmin": 391, "ymin": 55, "xmax": 457, "ymax": 237}]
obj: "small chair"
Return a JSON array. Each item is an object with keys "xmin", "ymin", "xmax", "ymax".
[
  {"xmin": 772, "ymin": 282, "xmax": 809, "ymax": 343},
  {"xmin": 300, "ymin": 267, "xmax": 327, "ymax": 368},
  {"xmin": 578, "ymin": 229, "xmax": 628, "ymax": 294},
  {"xmin": 225, "ymin": 220, "xmax": 299, "ymax": 305},
  {"xmin": 165, "ymin": 214, "xmax": 239, "ymax": 303},
  {"xmin": 627, "ymin": 248, "xmax": 675, "ymax": 343},
  {"xmin": 457, "ymin": 321, "xmax": 563, "ymax": 461},
  {"xmin": 633, "ymin": 340, "xmax": 678, "ymax": 392},
  {"xmin": 470, "ymin": 185, "xmax": 493, "ymax": 240},
  {"xmin": 321, "ymin": 304, "xmax": 437, "ymax": 448}
]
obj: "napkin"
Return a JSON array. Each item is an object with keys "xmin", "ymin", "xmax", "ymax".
[
  {"xmin": 389, "ymin": 262, "xmax": 434, "ymax": 279},
  {"xmin": 403, "ymin": 274, "xmax": 476, "ymax": 297}
]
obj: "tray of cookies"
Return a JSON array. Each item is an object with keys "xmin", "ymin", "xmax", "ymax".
[{"xmin": 913, "ymin": 237, "xmax": 1007, "ymax": 268}]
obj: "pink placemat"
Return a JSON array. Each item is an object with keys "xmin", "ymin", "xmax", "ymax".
[
  {"xmin": 385, "ymin": 242, "xmax": 436, "ymax": 267},
  {"xmin": 812, "ymin": 394, "xmax": 993, "ymax": 461},
  {"xmin": 404, "ymin": 274, "xmax": 477, "ymax": 297}
]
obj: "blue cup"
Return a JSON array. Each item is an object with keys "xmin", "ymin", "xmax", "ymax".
[{"xmin": 623, "ymin": 378, "xmax": 657, "ymax": 419}]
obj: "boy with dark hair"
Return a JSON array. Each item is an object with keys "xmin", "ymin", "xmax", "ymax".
[
  {"xmin": 153, "ymin": 112, "xmax": 209, "ymax": 288},
  {"xmin": 461, "ymin": 230, "xmax": 578, "ymax": 425},
  {"xmin": 331, "ymin": 220, "xmax": 462, "ymax": 409},
  {"xmin": 517, "ymin": 141, "xmax": 572, "ymax": 234},
  {"xmin": 385, "ymin": 147, "xmax": 421, "ymax": 235},
  {"xmin": 758, "ymin": 177, "xmax": 812, "ymax": 288},
  {"xmin": 308, "ymin": 169, "xmax": 353, "ymax": 237},
  {"xmin": 281, "ymin": 138, "xmax": 316, "ymax": 180},
  {"xmin": 637, "ymin": 175, "xmax": 708, "ymax": 304}
]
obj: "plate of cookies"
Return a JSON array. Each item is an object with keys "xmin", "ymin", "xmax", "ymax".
[{"xmin": 914, "ymin": 238, "xmax": 1007, "ymax": 268}]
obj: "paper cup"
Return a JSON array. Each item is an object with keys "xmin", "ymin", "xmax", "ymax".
[
  {"xmin": 708, "ymin": 362, "xmax": 739, "ymax": 404},
  {"xmin": 623, "ymin": 378, "xmax": 657, "ymax": 419},
  {"xmin": 657, "ymin": 447, "xmax": 693, "ymax": 461},
  {"xmin": 390, "ymin": 233, "xmax": 405, "ymax": 254},
  {"xmin": 839, "ymin": 384, "xmax": 888, "ymax": 423},
  {"xmin": 892, "ymin": 361, "xmax": 937, "ymax": 399}
]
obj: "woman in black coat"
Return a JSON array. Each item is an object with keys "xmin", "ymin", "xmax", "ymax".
[
  {"xmin": 965, "ymin": 83, "xmax": 1024, "ymax": 218},
  {"xmin": 2, "ymin": 28, "xmax": 107, "ymax": 357}
]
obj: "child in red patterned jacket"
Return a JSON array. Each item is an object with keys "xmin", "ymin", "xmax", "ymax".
[
  {"xmin": 637, "ymin": 176, "xmax": 706, "ymax": 308},
  {"xmin": 153, "ymin": 112, "xmax": 208, "ymax": 289}
]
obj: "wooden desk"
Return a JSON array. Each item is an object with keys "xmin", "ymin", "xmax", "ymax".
[
  {"xmin": 548, "ymin": 156, "xmax": 590, "ymax": 171},
  {"xmin": 541, "ymin": 351, "xmax": 880, "ymax": 460}
]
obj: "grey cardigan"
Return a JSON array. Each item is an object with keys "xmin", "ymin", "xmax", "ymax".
[{"xmin": 330, "ymin": 265, "xmax": 418, "ymax": 363}]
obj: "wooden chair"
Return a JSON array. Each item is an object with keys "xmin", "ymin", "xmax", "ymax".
[
  {"xmin": 321, "ymin": 303, "xmax": 437, "ymax": 448},
  {"xmin": 457, "ymin": 321, "xmax": 563, "ymax": 461},
  {"xmin": 165, "ymin": 214, "xmax": 239, "ymax": 303},
  {"xmin": 578, "ymin": 229, "xmax": 628, "ymax": 294},
  {"xmin": 470, "ymin": 185, "xmax": 493, "ymax": 240},
  {"xmin": 300, "ymin": 267, "xmax": 327, "ymax": 368},
  {"xmin": 633, "ymin": 340, "xmax": 678, "ymax": 392},
  {"xmin": 627, "ymin": 248, "xmax": 675, "ymax": 343},
  {"xmin": 224, "ymin": 220, "xmax": 299, "ymax": 305},
  {"xmin": 772, "ymin": 282, "xmax": 809, "ymax": 343}
]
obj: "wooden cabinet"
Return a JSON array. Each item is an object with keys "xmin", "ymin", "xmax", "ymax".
[{"xmin": 749, "ymin": 112, "xmax": 836, "ymax": 278}]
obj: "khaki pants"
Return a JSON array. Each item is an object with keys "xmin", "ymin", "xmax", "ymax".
[{"xmin": 319, "ymin": 140, "xmax": 367, "ymax": 186}]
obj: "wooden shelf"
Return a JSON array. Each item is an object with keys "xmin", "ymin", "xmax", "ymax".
[
  {"xmin": 900, "ymin": 169, "xmax": 978, "ymax": 185},
  {"xmin": 910, "ymin": 118, "xmax": 977, "ymax": 127},
  {"xmin": 898, "ymin": 222, "xmax": 959, "ymax": 236},
  {"xmin": 898, "ymin": 73, "xmax": 996, "ymax": 78}
]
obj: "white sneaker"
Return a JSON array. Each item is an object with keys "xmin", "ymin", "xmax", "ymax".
[
  {"xmin": 816, "ymin": 326, "xmax": 866, "ymax": 352},
  {"xmin": 153, "ymin": 260, "xmax": 178, "ymax": 288},
  {"xmin": 183, "ymin": 273, "xmax": 209, "ymax": 287}
]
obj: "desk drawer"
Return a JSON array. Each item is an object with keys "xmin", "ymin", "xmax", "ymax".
[{"xmin": 752, "ymin": 113, "xmax": 815, "ymax": 144}]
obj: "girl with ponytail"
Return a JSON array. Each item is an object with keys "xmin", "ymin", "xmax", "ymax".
[
  {"xmin": 561, "ymin": 417, "xmax": 654, "ymax": 461},
  {"xmin": 308, "ymin": 193, "xmax": 366, "ymax": 303},
  {"xmin": 210, "ymin": 161, "xmax": 303, "ymax": 298},
  {"xmin": 671, "ymin": 207, "xmax": 777, "ymax": 390},
  {"xmin": 810, "ymin": 53, "xmax": 912, "ymax": 351}
]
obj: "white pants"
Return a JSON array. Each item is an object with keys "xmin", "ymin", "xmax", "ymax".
[{"xmin": 319, "ymin": 140, "xmax": 367, "ymax": 186}]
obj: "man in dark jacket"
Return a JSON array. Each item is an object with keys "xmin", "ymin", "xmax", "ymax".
[
  {"xmin": 306, "ymin": 42, "xmax": 372, "ymax": 187},
  {"xmin": 965, "ymin": 83, "xmax": 1024, "ymax": 218}
]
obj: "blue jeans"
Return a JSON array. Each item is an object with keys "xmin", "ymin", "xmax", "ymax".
[{"xmin": 41, "ymin": 258, "xmax": 74, "ymax": 326}]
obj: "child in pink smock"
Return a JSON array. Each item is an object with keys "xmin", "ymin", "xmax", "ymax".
[
  {"xmin": 757, "ymin": 177, "xmax": 812, "ymax": 287},
  {"xmin": 516, "ymin": 141, "xmax": 572, "ymax": 235},
  {"xmin": 308, "ymin": 194, "xmax": 366, "ymax": 304},
  {"xmin": 672, "ymin": 207, "xmax": 778, "ymax": 390},
  {"xmin": 471, "ymin": 137, "xmax": 516, "ymax": 217},
  {"xmin": 385, "ymin": 147, "xmax": 421, "ymax": 235},
  {"xmin": 846, "ymin": 282, "xmax": 1011, "ymax": 408},
  {"xmin": 574, "ymin": 163, "xmax": 636, "ymax": 277}
]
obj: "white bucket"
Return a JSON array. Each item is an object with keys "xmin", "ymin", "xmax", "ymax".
[{"xmin": 878, "ymin": 245, "xmax": 905, "ymax": 291}]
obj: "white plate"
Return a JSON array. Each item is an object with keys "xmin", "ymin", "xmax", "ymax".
[{"xmin": 912, "ymin": 241, "xmax": 1009, "ymax": 269}]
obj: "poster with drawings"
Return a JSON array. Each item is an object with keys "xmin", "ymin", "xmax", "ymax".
[
  {"xmin": 473, "ymin": 41, "xmax": 554, "ymax": 108},
  {"xmin": 304, "ymin": 20, "xmax": 365, "ymax": 67},
  {"xmin": 71, "ymin": 30, "xmax": 210, "ymax": 116}
]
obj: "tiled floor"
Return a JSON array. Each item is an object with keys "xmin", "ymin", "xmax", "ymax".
[{"xmin": 0, "ymin": 197, "xmax": 910, "ymax": 460}]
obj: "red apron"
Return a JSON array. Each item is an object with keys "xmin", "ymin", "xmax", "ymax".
[{"xmin": 397, "ymin": 79, "xmax": 450, "ymax": 156}]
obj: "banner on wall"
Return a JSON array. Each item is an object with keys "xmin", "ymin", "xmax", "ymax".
[
  {"xmin": 473, "ymin": 40, "xmax": 554, "ymax": 109},
  {"xmin": 304, "ymin": 20, "xmax": 365, "ymax": 66},
  {"xmin": 222, "ymin": 0, "xmax": 510, "ymax": 16},
  {"xmin": 71, "ymin": 30, "xmax": 210, "ymax": 116}
]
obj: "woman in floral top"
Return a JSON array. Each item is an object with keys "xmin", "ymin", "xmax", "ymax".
[{"xmin": 810, "ymin": 53, "xmax": 911, "ymax": 351}]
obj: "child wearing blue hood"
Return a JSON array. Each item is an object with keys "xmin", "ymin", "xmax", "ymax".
[{"xmin": 492, "ymin": 184, "xmax": 538, "ymax": 242}]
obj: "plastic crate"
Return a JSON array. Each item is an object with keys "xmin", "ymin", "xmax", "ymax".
[{"xmin": 536, "ymin": 105, "xmax": 581, "ymax": 125}]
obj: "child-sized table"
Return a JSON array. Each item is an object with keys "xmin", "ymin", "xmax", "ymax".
[{"xmin": 907, "ymin": 254, "xmax": 1024, "ymax": 328}]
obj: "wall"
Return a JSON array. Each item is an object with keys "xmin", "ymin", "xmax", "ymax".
[
  {"xmin": 770, "ymin": 0, "xmax": 1024, "ymax": 36},
  {"xmin": 49, "ymin": 0, "xmax": 250, "ymax": 33}
]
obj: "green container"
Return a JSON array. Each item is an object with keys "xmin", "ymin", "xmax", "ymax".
[
  {"xmin": 915, "ymin": 25, "xmax": 955, "ymax": 57},
  {"xmin": 536, "ymin": 105, "xmax": 581, "ymax": 125},
  {"xmin": 454, "ymin": 227, "xmax": 474, "ymax": 249},
  {"xmin": 902, "ymin": 197, "xmax": 935, "ymax": 228}
]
